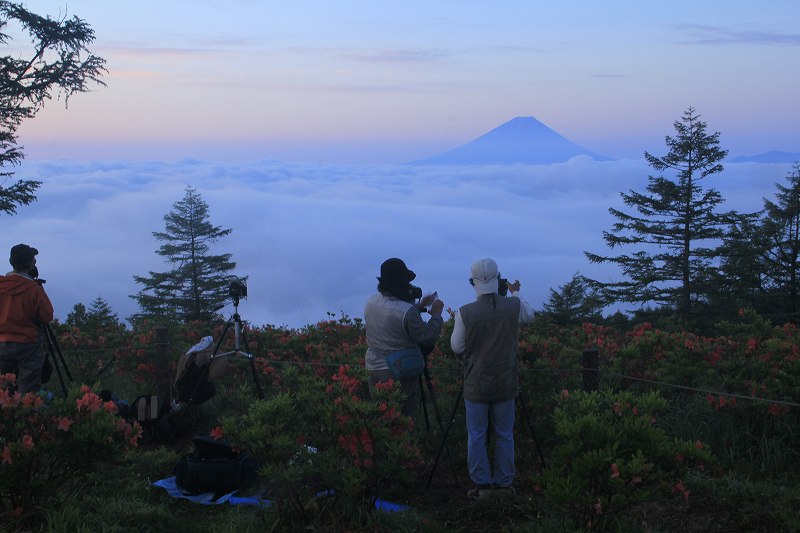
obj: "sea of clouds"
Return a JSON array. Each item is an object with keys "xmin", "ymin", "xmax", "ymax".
[{"xmin": 3, "ymin": 157, "xmax": 793, "ymax": 330}]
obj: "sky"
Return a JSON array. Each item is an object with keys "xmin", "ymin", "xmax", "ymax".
[
  {"xmin": 14, "ymin": 0, "xmax": 800, "ymax": 163},
  {"xmin": 3, "ymin": 1, "xmax": 800, "ymax": 330}
]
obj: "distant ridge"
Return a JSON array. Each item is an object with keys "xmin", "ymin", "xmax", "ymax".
[
  {"xmin": 730, "ymin": 151, "xmax": 800, "ymax": 164},
  {"xmin": 409, "ymin": 116, "xmax": 611, "ymax": 165}
]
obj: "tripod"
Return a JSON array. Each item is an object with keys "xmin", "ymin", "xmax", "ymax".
[
  {"xmin": 41, "ymin": 323, "xmax": 72, "ymax": 398},
  {"xmin": 191, "ymin": 297, "xmax": 265, "ymax": 403},
  {"xmin": 418, "ymin": 350, "xmax": 460, "ymax": 487},
  {"xmin": 426, "ymin": 382, "xmax": 546, "ymax": 489}
]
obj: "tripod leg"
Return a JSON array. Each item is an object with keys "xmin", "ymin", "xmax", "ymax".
[
  {"xmin": 48, "ymin": 348, "xmax": 67, "ymax": 398},
  {"xmin": 422, "ymin": 367, "xmax": 459, "ymax": 486},
  {"xmin": 419, "ymin": 376, "xmax": 430, "ymax": 431},
  {"xmin": 517, "ymin": 388, "xmax": 546, "ymax": 469},
  {"xmin": 41, "ymin": 325, "xmax": 67, "ymax": 398},
  {"xmin": 238, "ymin": 327, "xmax": 264, "ymax": 400},
  {"xmin": 46, "ymin": 324, "xmax": 72, "ymax": 382},
  {"xmin": 426, "ymin": 385, "xmax": 463, "ymax": 489}
]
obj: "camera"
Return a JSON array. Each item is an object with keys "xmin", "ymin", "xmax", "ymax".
[
  {"xmin": 410, "ymin": 285, "xmax": 423, "ymax": 301},
  {"xmin": 498, "ymin": 277, "xmax": 509, "ymax": 297},
  {"xmin": 229, "ymin": 280, "xmax": 247, "ymax": 301}
]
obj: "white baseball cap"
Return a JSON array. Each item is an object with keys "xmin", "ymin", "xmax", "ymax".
[{"xmin": 470, "ymin": 258, "xmax": 499, "ymax": 295}]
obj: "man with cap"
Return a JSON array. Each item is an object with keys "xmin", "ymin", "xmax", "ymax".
[
  {"xmin": 364, "ymin": 258, "xmax": 444, "ymax": 417},
  {"xmin": 450, "ymin": 258, "xmax": 534, "ymax": 500},
  {"xmin": 0, "ymin": 244, "xmax": 54, "ymax": 394}
]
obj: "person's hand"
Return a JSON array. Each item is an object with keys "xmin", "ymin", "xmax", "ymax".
[
  {"xmin": 507, "ymin": 280, "xmax": 521, "ymax": 293},
  {"xmin": 420, "ymin": 292, "xmax": 437, "ymax": 307},
  {"xmin": 429, "ymin": 298, "xmax": 444, "ymax": 317}
]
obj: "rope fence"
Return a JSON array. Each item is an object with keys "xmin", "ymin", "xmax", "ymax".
[{"xmin": 51, "ymin": 331, "xmax": 800, "ymax": 410}]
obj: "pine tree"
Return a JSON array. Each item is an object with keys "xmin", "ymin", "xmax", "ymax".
[
  {"xmin": 0, "ymin": 2, "xmax": 106, "ymax": 215},
  {"xmin": 131, "ymin": 186, "xmax": 239, "ymax": 324},
  {"xmin": 721, "ymin": 163, "xmax": 800, "ymax": 322},
  {"xmin": 761, "ymin": 163, "xmax": 800, "ymax": 320},
  {"xmin": 585, "ymin": 107, "xmax": 744, "ymax": 323},
  {"xmin": 541, "ymin": 272, "xmax": 604, "ymax": 325},
  {"xmin": 712, "ymin": 214, "xmax": 769, "ymax": 320},
  {"xmin": 66, "ymin": 296, "xmax": 122, "ymax": 331}
]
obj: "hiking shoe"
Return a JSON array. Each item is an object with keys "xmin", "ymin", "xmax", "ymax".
[
  {"xmin": 492, "ymin": 485, "xmax": 516, "ymax": 498},
  {"xmin": 467, "ymin": 484, "xmax": 493, "ymax": 501}
]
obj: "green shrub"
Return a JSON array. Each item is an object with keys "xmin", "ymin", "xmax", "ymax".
[
  {"xmin": 534, "ymin": 388, "xmax": 713, "ymax": 531},
  {"xmin": 219, "ymin": 364, "xmax": 423, "ymax": 529},
  {"xmin": 0, "ymin": 376, "xmax": 140, "ymax": 529}
]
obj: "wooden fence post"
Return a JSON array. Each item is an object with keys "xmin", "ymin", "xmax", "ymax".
[
  {"xmin": 154, "ymin": 327, "xmax": 171, "ymax": 402},
  {"xmin": 582, "ymin": 349, "xmax": 599, "ymax": 392}
]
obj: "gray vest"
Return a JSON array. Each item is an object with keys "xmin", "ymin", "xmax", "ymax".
[{"xmin": 460, "ymin": 294, "xmax": 520, "ymax": 402}]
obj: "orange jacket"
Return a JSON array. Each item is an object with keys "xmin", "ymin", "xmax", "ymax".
[{"xmin": 0, "ymin": 273, "xmax": 54, "ymax": 343}]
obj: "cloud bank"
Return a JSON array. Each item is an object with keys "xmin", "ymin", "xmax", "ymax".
[{"xmin": 3, "ymin": 157, "xmax": 791, "ymax": 330}]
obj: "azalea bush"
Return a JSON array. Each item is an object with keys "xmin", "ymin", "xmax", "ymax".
[
  {"xmin": 534, "ymin": 388, "xmax": 713, "ymax": 531},
  {"xmin": 218, "ymin": 364, "xmax": 423, "ymax": 528},
  {"xmin": 14, "ymin": 308, "xmax": 798, "ymax": 530},
  {"xmin": 0, "ymin": 375, "xmax": 140, "ymax": 529}
]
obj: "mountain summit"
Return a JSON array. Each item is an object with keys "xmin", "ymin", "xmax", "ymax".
[{"xmin": 410, "ymin": 116, "xmax": 610, "ymax": 165}]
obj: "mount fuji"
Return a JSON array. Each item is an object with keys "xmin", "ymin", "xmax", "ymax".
[{"xmin": 410, "ymin": 116, "xmax": 611, "ymax": 165}]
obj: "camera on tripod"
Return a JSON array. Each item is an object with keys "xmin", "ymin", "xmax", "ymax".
[{"xmin": 229, "ymin": 280, "xmax": 247, "ymax": 302}]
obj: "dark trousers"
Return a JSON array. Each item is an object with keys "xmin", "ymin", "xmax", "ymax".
[
  {"xmin": 368, "ymin": 368, "xmax": 419, "ymax": 417},
  {"xmin": 0, "ymin": 341, "xmax": 45, "ymax": 394}
]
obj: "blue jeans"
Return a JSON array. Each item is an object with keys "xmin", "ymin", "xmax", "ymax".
[{"xmin": 465, "ymin": 398, "xmax": 516, "ymax": 487}]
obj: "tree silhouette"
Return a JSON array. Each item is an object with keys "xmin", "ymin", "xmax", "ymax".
[
  {"xmin": 131, "ymin": 186, "xmax": 240, "ymax": 324},
  {"xmin": 0, "ymin": 1, "xmax": 106, "ymax": 215},
  {"xmin": 585, "ymin": 107, "xmax": 745, "ymax": 323}
]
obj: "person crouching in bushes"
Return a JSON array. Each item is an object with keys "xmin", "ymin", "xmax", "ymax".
[
  {"xmin": 364, "ymin": 258, "xmax": 444, "ymax": 417},
  {"xmin": 450, "ymin": 258, "xmax": 534, "ymax": 500}
]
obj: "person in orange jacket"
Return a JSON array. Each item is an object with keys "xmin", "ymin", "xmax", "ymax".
[{"xmin": 0, "ymin": 244, "xmax": 54, "ymax": 394}]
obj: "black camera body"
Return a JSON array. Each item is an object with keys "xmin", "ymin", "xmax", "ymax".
[
  {"xmin": 498, "ymin": 277, "xmax": 509, "ymax": 297},
  {"xmin": 410, "ymin": 285, "xmax": 423, "ymax": 301},
  {"xmin": 229, "ymin": 280, "xmax": 247, "ymax": 301}
]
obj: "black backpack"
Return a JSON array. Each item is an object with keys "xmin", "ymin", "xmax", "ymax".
[{"xmin": 174, "ymin": 434, "xmax": 259, "ymax": 496}]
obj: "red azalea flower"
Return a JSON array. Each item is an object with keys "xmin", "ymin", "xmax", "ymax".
[
  {"xmin": 56, "ymin": 417, "xmax": 73, "ymax": 432},
  {"xmin": 0, "ymin": 373, "xmax": 16, "ymax": 388},
  {"xmin": 210, "ymin": 426, "xmax": 224, "ymax": 439},
  {"xmin": 21, "ymin": 392, "xmax": 43, "ymax": 408}
]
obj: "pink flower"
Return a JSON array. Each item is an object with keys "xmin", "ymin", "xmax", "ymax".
[
  {"xmin": 21, "ymin": 434, "xmax": 34, "ymax": 451},
  {"xmin": 210, "ymin": 426, "xmax": 224, "ymax": 440},
  {"xmin": 0, "ymin": 389, "xmax": 16, "ymax": 407},
  {"xmin": 76, "ymin": 391, "xmax": 102, "ymax": 412},
  {"xmin": 610, "ymin": 463, "xmax": 620, "ymax": 479},
  {"xmin": 21, "ymin": 392, "xmax": 43, "ymax": 408},
  {"xmin": 672, "ymin": 480, "xmax": 691, "ymax": 503},
  {"xmin": 0, "ymin": 373, "xmax": 16, "ymax": 389},
  {"xmin": 56, "ymin": 417, "xmax": 74, "ymax": 432},
  {"xmin": 1, "ymin": 446, "xmax": 12, "ymax": 464}
]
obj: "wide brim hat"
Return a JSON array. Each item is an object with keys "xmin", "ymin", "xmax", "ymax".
[{"xmin": 378, "ymin": 258, "xmax": 416, "ymax": 285}]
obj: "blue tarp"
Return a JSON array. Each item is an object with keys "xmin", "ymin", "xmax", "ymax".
[{"xmin": 153, "ymin": 477, "xmax": 410, "ymax": 512}]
